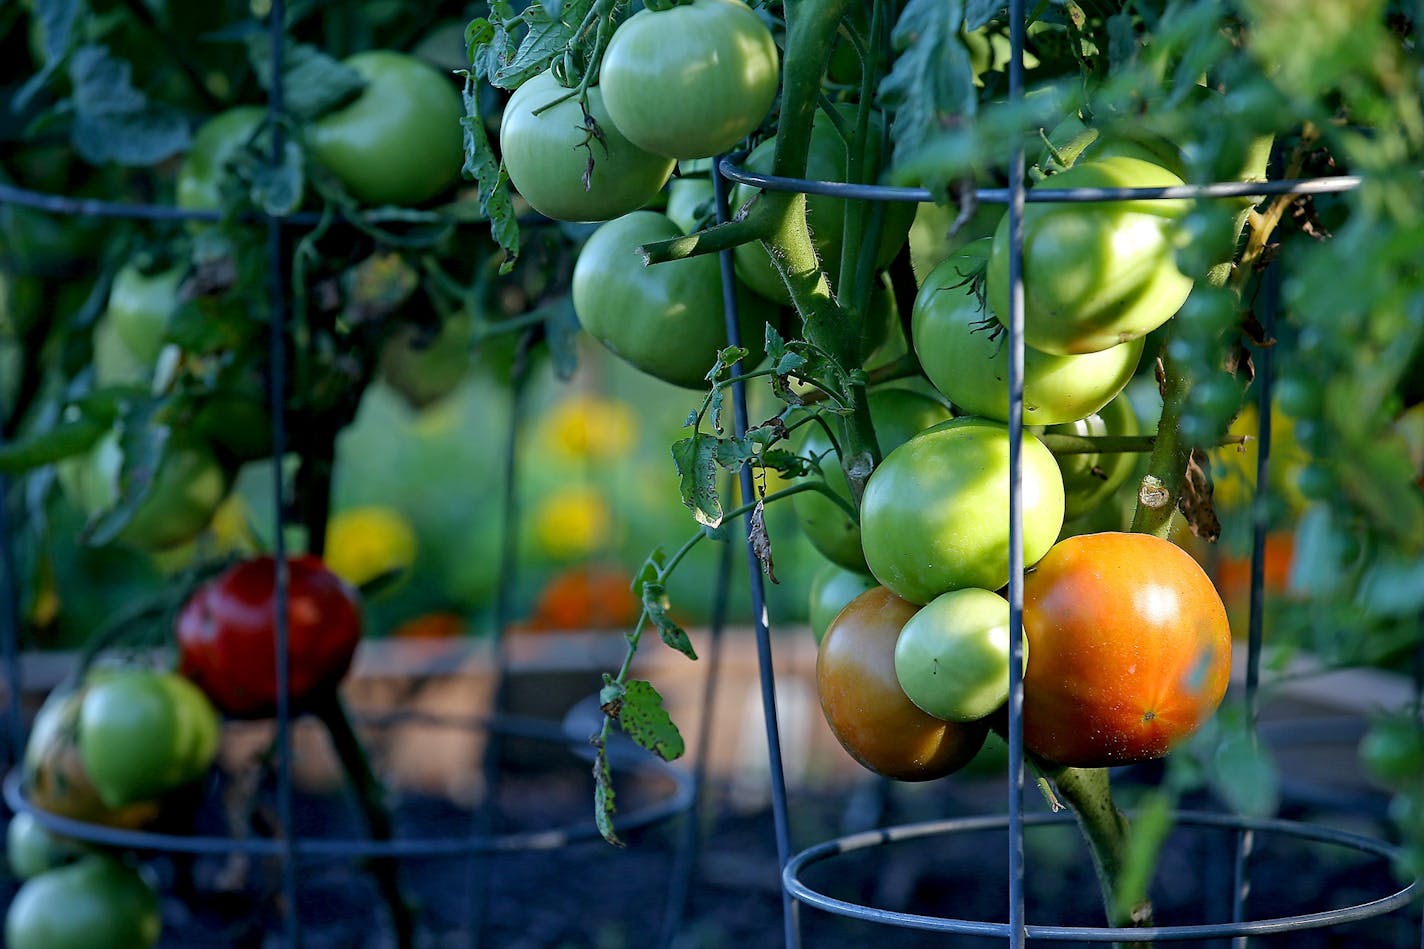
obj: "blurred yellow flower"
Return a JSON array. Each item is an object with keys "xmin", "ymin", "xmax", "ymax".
[
  {"xmin": 325, "ymin": 505, "xmax": 418, "ymax": 588},
  {"xmin": 539, "ymin": 395, "xmax": 637, "ymax": 460},
  {"xmin": 532, "ymin": 485, "xmax": 613, "ymax": 560}
]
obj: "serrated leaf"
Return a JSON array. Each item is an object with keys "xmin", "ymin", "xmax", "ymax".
[
  {"xmin": 671, "ymin": 433, "xmax": 723, "ymax": 528},
  {"xmin": 592, "ymin": 738, "xmax": 623, "ymax": 846},
  {"xmin": 614, "ymin": 679, "xmax": 686, "ymax": 761},
  {"xmin": 642, "ymin": 581, "xmax": 697, "ymax": 660},
  {"xmin": 1212, "ymin": 732, "xmax": 1279, "ymax": 819},
  {"xmin": 493, "ymin": 1, "xmax": 586, "ymax": 89},
  {"xmin": 461, "ymin": 72, "xmax": 520, "ymax": 269},
  {"xmin": 965, "ymin": 0, "xmax": 1005, "ymax": 31},
  {"xmin": 880, "ymin": 0, "xmax": 977, "ymax": 180},
  {"xmin": 0, "ymin": 415, "xmax": 108, "ymax": 474},
  {"xmin": 67, "ymin": 46, "xmax": 191, "ymax": 166},
  {"xmin": 246, "ymin": 36, "xmax": 366, "ymax": 121}
]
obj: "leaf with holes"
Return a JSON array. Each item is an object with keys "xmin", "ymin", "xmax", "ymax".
[{"xmin": 672, "ymin": 433, "xmax": 723, "ymax": 528}]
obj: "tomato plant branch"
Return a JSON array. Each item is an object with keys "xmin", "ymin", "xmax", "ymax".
[
  {"xmin": 1040, "ymin": 433, "xmax": 1247, "ymax": 455},
  {"xmin": 311, "ymin": 690, "xmax": 418, "ymax": 949}
]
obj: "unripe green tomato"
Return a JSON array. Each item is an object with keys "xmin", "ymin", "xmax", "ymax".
[
  {"xmin": 105, "ymin": 262, "xmax": 182, "ymax": 367},
  {"xmin": 791, "ymin": 388, "xmax": 954, "ymax": 573},
  {"xmin": 78, "ymin": 668, "xmax": 221, "ymax": 808},
  {"xmin": 176, "ymin": 106, "xmax": 267, "ymax": 213},
  {"xmin": 572, "ymin": 211, "xmax": 771, "ymax": 388},
  {"xmin": 986, "ymin": 157, "xmax": 1195, "ymax": 355},
  {"xmin": 309, "ymin": 50, "xmax": 464, "ymax": 206},
  {"xmin": 860, "ymin": 417, "xmax": 1065, "ymax": 604},
  {"xmin": 5, "ymin": 855, "xmax": 160, "ymax": 949},
  {"xmin": 6, "ymin": 813, "xmax": 87, "ymax": 881},
  {"xmin": 600, "ymin": 0, "xmax": 779, "ymax": 160},
  {"xmin": 894, "ymin": 587, "xmax": 1021, "ymax": 722},
  {"xmin": 500, "ymin": 69, "xmax": 675, "ymax": 223},
  {"xmin": 664, "ymin": 176, "xmax": 715, "ymax": 234},
  {"xmin": 1043, "ymin": 392, "xmax": 1142, "ymax": 521},
  {"xmin": 807, "ymin": 562, "xmax": 879, "ymax": 644},
  {"xmin": 913, "ymin": 241, "xmax": 1145, "ymax": 426}
]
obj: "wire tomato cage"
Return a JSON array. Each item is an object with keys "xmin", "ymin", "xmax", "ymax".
[
  {"xmin": 707, "ymin": 5, "xmax": 1424, "ymax": 948},
  {"xmin": 0, "ymin": 1, "xmax": 717, "ymax": 945}
]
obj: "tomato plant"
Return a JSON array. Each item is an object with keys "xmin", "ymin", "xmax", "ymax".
[
  {"xmin": 499, "ymin": 69, "xmax": 675, "ymax": 223},
  {"xmin": 599, "ymin": 0, "xmax": 780, "ymax": 161},
  {"xmin": 860, "ymin": 417, "xmax": 1065, "ymax": 604},
  {"xmin": 1041, "ymin": 391, "xmax": 1142, "ymax": 522},
  {"xmin": 308, "ymin": 50, "xmax": 464, "ymax": 207},
  {"xmin": 817, "ymin": 586, "xmax": 989, "ymax": 780},
  {"xmin": 571, "ymin": 210, "xmax": 772, "ymax": 388},
  {"xmin": 1021, "ymin": 532, "xmax": 1232, "ymax": 768},
  {"xmin": 894, "ymin": 587, "xmax": 1019, "ymax": 723},
  {"xmin": 912, "ymin": 241, "xmax": 1145, "ymax": 425},
  {"xmin": 77, "ymin": 668, "xmax": 221, "ymax": 809},
  {"xmin": 985, "ymin": 157, "xmax": 1195, "ymax": 355},
  {"xmin": 5, "ymin": 854, "xmax": 161, "ymax": 949},
  {"xmin": 175, "ymin": 106, "xmax": 268, "ymax": 214},
  {"xmin": 176, "ymin": 555, "xmax": 363, "ymax": 718},
  {"xmin": 791, "ymin": 386, "xmax": 952, "ymax": 572}
]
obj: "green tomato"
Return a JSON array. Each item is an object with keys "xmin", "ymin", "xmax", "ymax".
[
  {"xmin": 6, "ymin": 813, "xmax": 87, "ymax": 882},
  {"xmin": 986, "ymin": 157, "xmax": 1194, "ymax": 355},
  {"xmin": 807, "ymin": 562, "xmax": 879, "ymax": 644},
  {"xmin": 571, "ymin": 210, "xmax": 771, "ymax": 388},
  {"xmin": 309, "ymin": 50, "xmax": 464, "ymax": 207},
  {"xmin": 894, "ymin": 587, "xmax": 1021, "ymax": 722},
  {"xmin": 176, "ymin": 106, "xmax": 267, "ymax": 213},
  {"xmin": 913, "ymin": 242, "xmax": 1144, "ymax": 425},
  {"xmin": 731, "ymin": 105, "xmax": 915, "ymax": 305},
  {"xmin": 379, "ymin": 312, "xmax": 474, "ymax": 411},
  {"xmin": 860, "ymin": 417, "xmax": 1066, "ymax": 604},
  {"xmin": 600, "ymin": 0, "xmax": 780, "ymax": 161},
  {"xmin": 664, "ymin": 176, "xmax": 715, "ymax": 234},
  {"xmin": 78, "ymin": 668, "xmax": 221, "ymax": 809},
  {"xmin": 5, "ymin": 855, "xmax": 160, "ymax": 949},
  {"xmin": 909, "ymin": 199, "xmax": 1001, "ymax": 284},
  {"xmin": 103, "ymin": 262, "xmax": 182, "ymax": 367},
  {"xmin": 499, "ymin": 69, "xmax": 675, "ymax": 223},
  {"xmin": 1043, "ymin": 392, "xmax": 1142, "ymax": 521},
  {"xmin": 791, "ymin": 387, "xmax": 954, "ymax": 573},
  {"xmin": 59, "ymin": 431, "xmax": 230, "ymax": 551},
  {"xmin": 1039, "ymin": 113, "xmax": 1187, "ymax": 177}
]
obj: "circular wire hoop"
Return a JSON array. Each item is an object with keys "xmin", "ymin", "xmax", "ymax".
[
  {"xmin": 2, "ymin": 712, "xmax": 693, "ymax": 860},
  {"xmin": 783, "ymin": 809, "xmax": 1422, "ymax": 942}
]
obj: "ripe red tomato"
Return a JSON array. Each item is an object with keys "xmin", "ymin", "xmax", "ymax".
[
  {"xmin": 176, "ymin": 555, "xmax": 363, "ymax": 718},
  {"xmin": 1021, "ymin": 532, "xmax": 1232, "ymax": 767},
  {"xmin": 817, "ymin": 586, "xmax": 989, "ymax": 781}
]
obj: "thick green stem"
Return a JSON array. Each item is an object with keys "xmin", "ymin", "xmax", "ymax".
[
  {"xmin": 1044, "ymin": 765, "xmax": 1150, "ymax": 948},
  {"xmin": 312, "ymin": 690, "xmax": 418, "ymax": 949}
]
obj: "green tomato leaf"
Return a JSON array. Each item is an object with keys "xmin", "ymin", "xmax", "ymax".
[
  {"xmin": 245, "ymin": 36, "xmax": 366, "ymax": 122},
  {"xmin": 613, "ymin": 679, "xmax": 686, "ymax": 761},
  {"xmin": 244, "ymin": 141, "xmax": 306, "ymax": 217},
  {"xmin": 495, "ymin": 0, "xmax": 593, "ymax": 89},
  {"xmin": 0, "ymin": 415, "xmax": 109, "ymax": 474},
  {"xmin": 67, "ymin": 46, "xmax": 191, "ymax": 166},
  {"xmin": 671, "ymin": 433, "xmax": 723, "ymax": 528},
  {"xmin": 13, "ymin": 0, "xmax": 79, "ymax": 110},
  {"xmin": 591, "ymin": 733, "xmax": 623, "ymax": 846},
  {"xmin": 461, "ymin": 72, "xmax": 520, "ymax": 270},
  {"xmin": 641, "ymin": 580, "xmax": 697, "ymax": 660},
  {"xmin": 965, "ymin": 0, "xmax": 1005, "ymax": 32},
  {"xmin": 879, "ymin": 0, "xmax": 977, "ymax": 188},
  {"xmin": 1212, "ymin": 731, "xmax": 1280, "ymax": 820}
]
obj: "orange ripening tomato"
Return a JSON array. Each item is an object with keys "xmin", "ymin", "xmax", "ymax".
[
  {"xmin": 1021, "ymin": 532, "xmax": 1232, "ymax": 768},
  {"xmin": 524, "ymin": 563, "xmax": 641, "ymax": 632}
]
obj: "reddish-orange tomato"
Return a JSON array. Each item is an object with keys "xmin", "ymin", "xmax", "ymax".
[
  {"xmin": 1021, "ymin": 532, "xmax": 1232, "ymax": 768},
  {"xmin": 816, "ymin": 586, "xmax": 989, "ymax": 781}
]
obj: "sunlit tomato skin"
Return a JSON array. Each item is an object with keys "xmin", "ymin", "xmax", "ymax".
[
  {"xmin": 860, "ymin": 417, "xmax": 1066, "ymax": 604},
  {"xmin": 176, "ymin": 555, "xmax": 363, "ymax": 719},
  {"xmin": 913, "ymin": 242, "xmax": 1144, "ymax": 425},
  {"xmin": 817, "ymin": 586, "xmax": 989, "ymax": 781},
  {"xmin": 791, "ymin": 387, "xmax": 954, "ymax": 572},
  {"xmin": 1021, "ymin": 532, "xmax": 1232, "ymax": 768},
  {"xmin": 571, "ymin": 210, "xmax": 771, "ymax": 388},
  {"xmin": 309, "ymin": 50, "xmax": 464, "ymax": 207},
  {"xmin": 600, "ymin": 0, "xmax": 780, "ymax": 161},
  {"xmin": 986, "ymin": 157, "xmax": 1194, "ymax": 355},
  {"xmin": 499, "ymin": 69, "xmax": 675, "ymax": 223}
]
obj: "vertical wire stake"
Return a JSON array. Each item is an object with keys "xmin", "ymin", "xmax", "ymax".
[
  {"xmin": 265, "ymin": 1, "xmax": 300, "ymax": 941},
  {"xmin": 467, "ymin": 329, "xmax": 536, "ymax": 946},
  {"xmin": 711, "ymin": 163, "xmax": 799, "ymax": 948},
  {"xmin": 1231, "ymin": 263, "xmax": 1278, "ymax": 949},
  {"xmin": 1005, "ymin": 0, "xmax": 1030, "ymax": 946}
]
